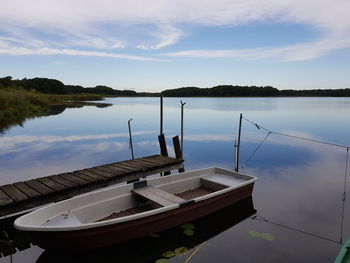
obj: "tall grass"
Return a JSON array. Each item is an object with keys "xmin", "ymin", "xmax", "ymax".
[{"xmin": 0, "ymin": 88, "xmax": 104, "ymax": 133}]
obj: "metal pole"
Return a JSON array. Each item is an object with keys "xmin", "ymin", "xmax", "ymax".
[
  {"xmin": 180, "ymin": 100, "xmax": 186, "ymax": 156},
  {"xmin": 128, "ymin": 119, "xmax": 135, "ymax": 159},
  {"xmin": 160, "ymin": 94, "xmax": 163, "ymax": 135},
  {"xmin": 235, "ymin": 113, "xmax": 243, "ymax": 172}
]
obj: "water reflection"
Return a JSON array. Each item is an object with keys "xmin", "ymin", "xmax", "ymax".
[
  {"xmin": 0, "ymin": 102, "xmax": 112, "ymax": 135},
  {"xmin": 36, "ymin": 197, "xmax": 256, "ymax": 263},
  {"xmin": 1, "ymin": 97, "xmax": 350, "ymax": 262}
]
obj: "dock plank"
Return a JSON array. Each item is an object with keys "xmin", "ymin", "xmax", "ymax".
[
  {"xmin": 0, "ymin": 185, "xmax": 28, "ymax": 202},
  {"xmin": 86, "ymin": 168, "xmax": 115, "ymax": 178},
  {"xmin": 72, "ymin": 172, "xmax": 100, "ymax": 183},
  {"xmin": 0, "ymin": 190, "xmax": 13, "ymax": 206},
  {"xmin": 78, "ymin": 170, "xmax": 109, "ymax": 180},
  {"xmin": 101, "ymin": 164, "xmax": 132, "ymax": 174},
  {"xmin": 109, "ymin": 163, "xmax": 137, "ymax": 172},
  {"xmin": 48, "ymin": 175, "xmax": 79, "ymax": 188},
  {"xmin": 59, "ymin": 173, "xmax": 90, "ymax": 185},
  {"xmin": 37, "ymin": 177, "xmax": 67, "ymax": 192},
  {"xmin": 115, "ymin": 162, "xmax": 147, "ymax": 171},
  {"xmin": 13, "ymin": 182, "xmax": 41, "ymax": 198},
  {"xmin": 25, "ymin": 180, "xmax": 55, "ymax": 195}
]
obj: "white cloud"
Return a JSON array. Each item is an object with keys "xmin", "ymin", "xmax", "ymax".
[
  {"xmin": 0, "ymin": 0, "xmax": 349, "ymax": 61},
  {"xmin": 136, "ymin": 25, "xmax": 183, "ymax": 50},
  {"xmin": 0, "ymin": 131, "xmax": 155, "ymax": 152},
  {"xmin": 0, "ymin": 42, "xmax": 167, "ymax": 61}
]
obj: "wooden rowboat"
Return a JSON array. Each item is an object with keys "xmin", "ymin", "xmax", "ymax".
[{"xmin": 14, "ymin": 167, "xmax": 257, "ymax": 250}]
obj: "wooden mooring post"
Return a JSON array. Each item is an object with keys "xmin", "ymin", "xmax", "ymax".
[{"xmin": 173, "ymin": 135, "xmax": 185, "ymax": 173}]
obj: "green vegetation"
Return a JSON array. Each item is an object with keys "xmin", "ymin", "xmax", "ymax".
[
  {"xmin": 0, "ymin": 77, "xmax": 112, "ymax": 134},
  {"xmin": 0, "ymin": 87, "xmax": 50, "ymax": 133},
  {"xmin": 0, "ymin": 76, "xmax": 137, "ymax": 96}
]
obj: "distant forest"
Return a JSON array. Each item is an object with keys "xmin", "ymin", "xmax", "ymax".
[{"xmin": 1, "ymin": 76, "xmax": 350, "ymax": 97}]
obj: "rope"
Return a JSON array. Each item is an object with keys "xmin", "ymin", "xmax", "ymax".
[
  {"xmin": 241, "ymin": 131, "xmax": 271, "ymax": 168},
  {"xmin": 241, "ymin": 115, "xmax": 350, "ymax": 244},
  {"xmin": 340, "ymin": 147, "xmax": 349, "ymax": 244},
  {"xmin": 184, "ymin": 242, "xmax": 207, "ymax": 263},
  {"xmin": 251, "ymin": 214, "xmax": 342, "ymax": 245},
  {"xmin": 242, "ymin": 116, "xmax": 349, "ymax": 149}
]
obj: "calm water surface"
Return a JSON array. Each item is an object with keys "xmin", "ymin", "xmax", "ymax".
[{"xmin": 1, "ymin": 97, "xmax": 350, "ymax": 262}]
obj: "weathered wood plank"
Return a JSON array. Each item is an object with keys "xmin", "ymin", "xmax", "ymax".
[
  {"xmin": 101, "ymin": 164, "xmax": 131, "ymax": 174},
  {"xmin": 146, "ymin": 155, "xmax": 180, "ymax": 165},
  {"xmin": 85, "ymin": 168, "xmax": 115, "ymax": 178},
  {"xmin": 37, "ymin": 177, "xmax": 67, "ymax": 191},
  {"xmin": 78, "ymin": 170, "xmax": 109, "ymax": 180},
  {"xmin": 128, "ymin": 159, "xmax": 156, "ymax": 168},
  {"xmin": 116, "ymin": 162, "xmax": 147, "ymax": 171},
  {"xmin": 13, "ymin": 182, "xmax": 41, "ymax": 198},
  {"xmin": 109, "ymin": 163, "xmax": 138, "ymax": 172},
  {"xmin": 25, "ymin": 180, "xmax": 55, "ymax": 195},
  {"xmin": 138, "ymin": 157, "xmax": 164, "ymax": 165},
  {"xmin": 0, "ymin": 190, "xmax": 13, "ymax": 206},
  {"xmin": 72, "ymin": 172, "xmax": 100, "ymax": 183},
  {"xmin": 48, "ymin": 175, "xmax": 79, "ymax": 188},
  {"xmin": 0, "ymin": 185, "xmax": 28, "ymax": 202},
  {"xmin": 134, "ymin": 159, "xmax": 162, "ymax": 168},
  {"xmin": 59, "ymin": 173, "xmax": 90, "ymax": 185},
  {"xmin": 89, "ymin": 167, "xmax": 115, "ymax": 176}
]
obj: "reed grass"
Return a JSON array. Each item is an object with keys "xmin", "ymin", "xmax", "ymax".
[{"xmin": 0, "ymin": 88, "xmax": 105, "ymax": 133}]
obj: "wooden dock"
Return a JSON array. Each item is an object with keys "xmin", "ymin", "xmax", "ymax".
[{"xmin": 0, "ymin": 155, "xmax": 183, "ymax": 218}]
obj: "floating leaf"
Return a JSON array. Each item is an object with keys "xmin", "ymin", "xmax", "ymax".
[
  {"xmin": 162, "ymin": 251, "xmax": 175, "ymax": 258},
  {"xmin": 149, "ymin": 233, "xmax": 160, "ymax": 238},
  {"xmin": 261, "ymin": 233, "xmax": 274, "ymax": 241},
  {"xmin": 174, "ymin": 246, "xmax": 189, "ymax": 256},
  {"xmin": 183, "ymin": 229, "xmax": 194, "ymax": 237},
  {"xmin": 155, "ymin": 259, "xmax": 169, "ymax": 263},
  {"xmin": 248, "ymin": 230, "xmax": 261, "ymax": 237},
  {"xmin": 181, "ymin": 223, "xmax": 195, "ymax": 230}
]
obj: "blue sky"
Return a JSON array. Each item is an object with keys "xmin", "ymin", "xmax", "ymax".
[{"xmin": 0, "ymin": 0, "xmax": 350, "ymax": 92}]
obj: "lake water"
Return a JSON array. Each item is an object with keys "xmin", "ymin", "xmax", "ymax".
[{"xmin": 1, "ymin": 97, "xmax": 350, "ymax": 262}]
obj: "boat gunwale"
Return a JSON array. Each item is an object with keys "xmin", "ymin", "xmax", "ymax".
[{"xmin": 14, "ymin": 167, "xmax": 257, "ymax": 232}]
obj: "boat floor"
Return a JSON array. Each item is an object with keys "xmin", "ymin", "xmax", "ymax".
[
  {"xmin": 96, "ymin": 187, "xmax": 215, "ymax": 222},
  {"xmin": 175, "ymin": 187, "xmax": 214, "ymax": 199}
]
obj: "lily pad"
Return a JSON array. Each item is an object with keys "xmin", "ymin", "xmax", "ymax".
[
  {"xmin": 261, "ymin": 233, "xmax": 275, "ymax": 241},
  {"xmin": 174, "ymin": 246, "xmax": 189, "ymax": 256},
  {"xmin": 183, "ymin": 229, "xmax": 195, "ymax": 236},
  {"xmin": 149, "ymin": 233, "xmax": 160, "ymax": 238},
  {"xmin": 248, "ymin": 230, "xmax": 261, "ymax": 237},
  {"xmin": 155, "ymin": 259, "xmax": 169, "ymax": 263},
  {"xmin": 181, "ymin": 223, "xmax": 195, "ymax": 230},
  {"xmin": 162, "ymin": 251, "xmax": 176, "ymax": 258}
]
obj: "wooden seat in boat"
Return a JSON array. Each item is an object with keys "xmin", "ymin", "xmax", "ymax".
[{"xmin": 132, "ymin": 186, "xmax": 185, "ymax": 206}]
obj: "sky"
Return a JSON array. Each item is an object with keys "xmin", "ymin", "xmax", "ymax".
[{"xmin": 0, "ymin": 0, "xmax": 350, "ymax": 92}]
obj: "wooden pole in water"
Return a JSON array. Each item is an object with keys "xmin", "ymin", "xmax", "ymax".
[
  {"xmin": 160, "ymin": 94, "xmax": 163, "ymax": 135},
  {"xmin": 180, "ymin": 100, "xmax": 186, "ymax": 156},
  {"xmin": 128, "ymin": 119, "xmax": 135, "ymax": 160},
  {"xmin": 235, "ymin": 113, "xmax": 243, "ymax": 172},
  {"xmin": 173, "ymin": 135, "xmax": 185, "ymax": 172}
]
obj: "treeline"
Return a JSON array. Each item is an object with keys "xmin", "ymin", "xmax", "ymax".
[
  {"xmin": 2, "ymin": 76, "xmax": 350, "ymax": 97},
  {"xmin": 161, "ymin": 85, "xmax": 350, "ymax": 97},
  {"xmin": 161, "ymin": 85, "xmax": 279, "ymax": 97},
  {"xmin": 0, "ymin": 76, "xmax": 138, "ymax": 96}
]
